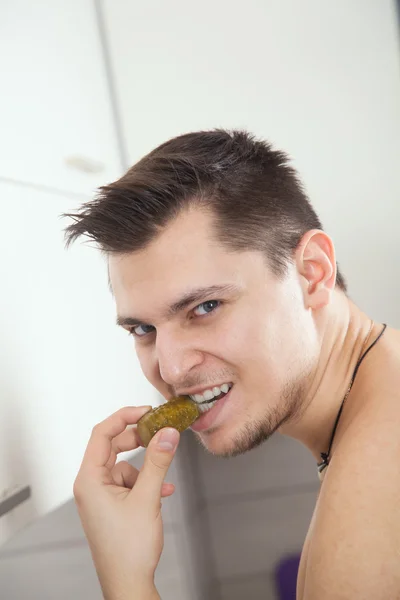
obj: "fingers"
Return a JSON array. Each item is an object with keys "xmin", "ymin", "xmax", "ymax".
[
  {"xmin": 135, "ymin": 428, "xmax": 180, "ymax": 506},
  {"xmin": 111, "ymin": 426, "xmax": 144, "ymax": 454},
  {"xmin": 79, "ymin": 406, "xmax": 151, "ymax": 478},
  {"xmin": 112, "ymin": 461, "xmax": 140, "ymax": 488},
  {"xmin": 111, "ymin": 461, "xmax": 176, "ymax": 497},
  {"xmin": 161, "ymin": 483, "xmax": 175, "ymax": 497}
]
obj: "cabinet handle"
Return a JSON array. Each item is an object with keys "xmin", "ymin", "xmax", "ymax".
[
  {"xmin": 0, "ymin": 485, "xmax": 31, "ymax": 518},
  {"xmin": 65, "ymin": 156, "xmax": 105, "ymax": 174}
]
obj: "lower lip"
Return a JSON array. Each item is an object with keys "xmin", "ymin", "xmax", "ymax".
[{"xmin": 190, "ymin": 388, "xmax": 233, "ymax": 432}]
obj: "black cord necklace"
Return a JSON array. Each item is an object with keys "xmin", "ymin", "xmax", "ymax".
[{"xmin": 317, "ymin": 322, "xmax": 387, "ymax": 481}]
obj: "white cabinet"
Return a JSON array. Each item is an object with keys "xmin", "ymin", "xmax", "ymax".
[
  {"xmin": 0, "ymin": 182, "xmax": 158, "ymax": 545},
  {"xmin": 0, "ymin": 0, "xmax": 122, "ymax": 196}
]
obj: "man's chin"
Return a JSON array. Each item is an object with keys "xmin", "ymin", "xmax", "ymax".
[
  {"xmin": 195, "ymin": 437, "xmax": 237, "ymax": 458},
  {"xmin": 191, "ymin": 422, "xmax": 273, "ymax": 458},
  {"xmin": 190, "ymin": 382, "xmax": 306, "ymax": 457}
]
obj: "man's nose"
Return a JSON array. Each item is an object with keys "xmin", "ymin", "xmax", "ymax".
[{"xmin": 156, "ymin": 329, "xmax": 204, "ymax": 388}]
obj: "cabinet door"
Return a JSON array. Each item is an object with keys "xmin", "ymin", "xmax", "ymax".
[
  {"xmin": 0, "ymin": 0, "xmax": 122, "ymax": 196},
  {"xmin": 0, "ymin": 181, "xmax": 156, "ymax": 545}
]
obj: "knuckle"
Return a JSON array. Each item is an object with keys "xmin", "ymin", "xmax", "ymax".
[
  {"xmin": 148, "ymin": 455, "xmax": 166, "ymax": 472},
  {"xmin": 148, "ymin": 452, "xmax": 170, "ymax": 471},
  {"xmin": 116, "ymin": 459, "xmax": 129, "ymax": 471},
  {"xmin": 72, "ymin": 478, "xmax": 83, "ymax": 503},
  {"xmin": 91, "ymin": 423, "xmax": 101, "ymax": 435}
]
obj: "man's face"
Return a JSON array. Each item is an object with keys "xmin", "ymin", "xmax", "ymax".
[{"xmin": 109, "ymin": 208, "xmax": 315, "ymax": 457}]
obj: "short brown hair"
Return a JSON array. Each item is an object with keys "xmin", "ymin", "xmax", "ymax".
[{"xmin": 63, "ymin": 129, "xmax": 347, "ymax": 291}]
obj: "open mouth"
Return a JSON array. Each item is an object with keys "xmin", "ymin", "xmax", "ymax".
[
  {"xmin": 190, "ymin": 382, "xmax": 233, "ymax": 403},
  {"xmin": 195, "ymin": 383, "xmax": 233, "ymax": 413},
  {"xmin": 190, "ymin": 384, "xmax": 234, "ymax": 431}
]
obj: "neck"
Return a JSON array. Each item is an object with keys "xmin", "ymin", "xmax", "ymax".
[{"xmin": 279, "ymin": 294, "xmax": 378, "ymax": 462}]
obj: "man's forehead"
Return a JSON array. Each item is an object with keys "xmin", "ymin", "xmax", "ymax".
[
  {"xmin": 108, "ymin": 240, "xmax": 231, "ymax": 297},
  {"xmin": 108, "ymin": 241, "xmax": 267, "ymax": 305}
]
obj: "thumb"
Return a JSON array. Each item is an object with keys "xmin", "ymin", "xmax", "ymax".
[{"xmin": 135, "ymin": 427, "xmax": 180, "ymax": 504}]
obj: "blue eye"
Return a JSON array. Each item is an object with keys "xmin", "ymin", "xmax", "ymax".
[
  {"xmin": 128, "ymin": 300, "xmax": 220, "ymax": 338},
  {"xmin": 129, "ymin": 324, "xmax": 155, "ymax": 337},
  {"xmin": 193, "ymin": 300, "xmax": 220, "ymax": 316}
]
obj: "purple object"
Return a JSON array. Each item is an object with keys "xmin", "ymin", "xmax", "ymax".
[{"xmin": 274, "ymin": 553, "xmax": 301, "ymax": 600}]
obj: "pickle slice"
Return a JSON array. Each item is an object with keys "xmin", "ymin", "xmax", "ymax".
[{"xmin": 137, "ymin": 395, "xmax": 201, "ymax": 447}]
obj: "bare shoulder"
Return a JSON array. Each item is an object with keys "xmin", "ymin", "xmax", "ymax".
[{"xmin": 303, "ymin": 327, "xmax": 400, "ymax": 599}]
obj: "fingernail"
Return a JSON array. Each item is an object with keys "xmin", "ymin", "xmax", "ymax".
[{"xmin": 156, "ymin": 428, "xmax": 179, "ymax": 451}]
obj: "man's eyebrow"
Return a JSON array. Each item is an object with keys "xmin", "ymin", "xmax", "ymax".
[{"xmin": 116, "ymin": 283, "xmax": 241, "ymax": 327}]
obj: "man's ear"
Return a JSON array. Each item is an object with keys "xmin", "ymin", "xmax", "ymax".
[{"xmin": 295, "ymin": 229, "xmax": 337, "ymax": 310}]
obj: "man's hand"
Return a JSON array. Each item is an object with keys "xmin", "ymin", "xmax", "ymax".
[{"xmin": 73, "ymin": 405, "xmax": 180, "ymax": 600}]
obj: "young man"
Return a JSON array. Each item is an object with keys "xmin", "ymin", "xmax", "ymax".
[{"xmin": 65, "ymin": 130, "xmax": 400, "ymax": 599}]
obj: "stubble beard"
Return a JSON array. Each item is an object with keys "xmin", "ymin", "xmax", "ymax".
[{"xmin": 193, "ymin": 372, "xmax": 309, "ymax": 458}]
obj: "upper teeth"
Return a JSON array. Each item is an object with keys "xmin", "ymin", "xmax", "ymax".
[{"xmin": 190, "ymin": 383, "xmax": 232, "ymax": 403}]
